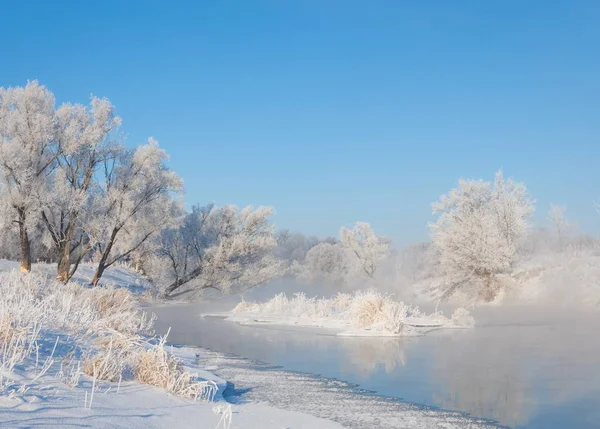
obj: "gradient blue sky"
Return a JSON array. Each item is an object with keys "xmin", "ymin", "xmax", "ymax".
[{"xmin": 2, "ymin": 1, "xmax": 599, "ymax": 245}]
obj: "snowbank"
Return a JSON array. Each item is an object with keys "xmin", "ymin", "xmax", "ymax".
[{"xmin": 207, "ymin": 289, "xmax": 474, "ymax": 336}]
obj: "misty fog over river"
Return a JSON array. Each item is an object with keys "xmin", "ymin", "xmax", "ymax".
[{"xmin": 152, "ymin": 300, "xmax": 600, "ymax": 429}]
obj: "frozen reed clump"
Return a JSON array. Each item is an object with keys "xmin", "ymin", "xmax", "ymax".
[
  {"xmin": 134, "ymin": 334, "xmax": 217, "ymax": 401},
  {"xmin": 348, "ymin": 289, "xmax": 420, "ymax": 333}
]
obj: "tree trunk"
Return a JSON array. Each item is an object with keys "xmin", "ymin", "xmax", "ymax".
[
  {"xmin": 91, "ymin": 229, "xmax": 118, "ymax": 286},
  {"xmin": 16, "ymin": 207, "xmax": 31, "ymax": 272},
  {"xmin": 56, "ymin": 223, "xmax": 77, "ymax": 283},
  {"xmin": 164, "ymin": 266, "xmax": 203, "ymax": 297},
  {"xmin": 91, "ymin": 262, "xmax": 107, "ymax": 286},
  {"xmin": 91, "ymin": 247, "xmax": 111, "ymax": 286},
  {"xmin": 56, "ymin": 245, "xmax": 71, "ymax": 283}
]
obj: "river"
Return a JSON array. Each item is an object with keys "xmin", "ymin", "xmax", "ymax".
[{"xmin": 152, "ymin": 300, "xmax": 600, "ymax": 429}]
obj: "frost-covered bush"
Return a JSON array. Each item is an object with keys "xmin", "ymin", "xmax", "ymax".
[
  {"xmin": 349, "ymin": 289, "xmax": 417, "ymax": 333},
  {"xmin": 451, "ymin": 307, "xmax": 475, "ymax": 327},
  {"xmin": 133, "ymin": 335, "xmax": 217, "ymax": 401}
]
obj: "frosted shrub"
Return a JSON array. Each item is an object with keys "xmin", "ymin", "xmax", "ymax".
[
  {"xmin": 83, "ymin": 334, "xmax": 143, "ymax": 382},
  {"xmin": 451, "ymin": 307, "xmax": 475, "ymax": 327},
  {"xmin": 378, "ymin": 301, "xmax": 410, "ymax": 334},
  {"xmin": 67, "ymin": 286, "xmax": 156, "ymax": 335},
  {"xmin": 83, "ymin": 349, "xmax": 128, "ymax": 383},
  {"xmin": 349, "ymin": 290, "xmax": 420, "ymax": 334},
  {"xmin": 133, "ymin": 335, "xmax": 217, "ymax": 401},
  {"xmin": 350, "ymin": 289, "xmax": 387, "ymax": 328},
  {"xmin": 0, "ymin": 315, "xmax": 21, "ymax": 347},
  {"xmin": 233, "ymin": 300, "xmax": 258, "ymax": 313},
  {"xmin": 262, "ymin": 293, "xmax": 289, "ymax": 314}
]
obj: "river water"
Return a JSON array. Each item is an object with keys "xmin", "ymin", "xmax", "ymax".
[{"xmin": 152, "ymin": 301, "xmax": 600, "ymax": 429}]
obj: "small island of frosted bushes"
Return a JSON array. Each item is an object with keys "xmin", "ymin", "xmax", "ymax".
[{"xmin": 213, "ymin": 289, "xmax": 474, "ymax": 337}]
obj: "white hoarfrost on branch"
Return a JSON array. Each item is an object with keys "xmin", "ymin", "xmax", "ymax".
[
  {"xmin": 429, "ymin": 170, "xmax": 534, "ymax": 300},
  {"xmin": 149, "ymin": 204, "xmax": 282, "ymax": 297}
]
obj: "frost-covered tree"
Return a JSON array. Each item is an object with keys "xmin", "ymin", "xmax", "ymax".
[
  {"xmin": 86, "ymin": 139, "xmax": 183, "ymax": 285},
  {"xmin": 340, "ymin": 222, "xmax": 390, "ymax": 279},
  {"xmin": 430, "ymin": 170, "xmax": 534, "ymax": 298},
  {"xmin": 149, "ymin": 204, "xmax": 282, "ymax": 297},
  {"xmin": 41, "ymin": 96, "xmax": 121, "ymax": 281},
  {"xmin": 292, "ymin": 222, "xmax": 390, "ymax": 286},
  {"xmin": 274, "ymin": 230, "xmax": 319, "ymax": 267},
  {"xmin": 296, "ymin": 241, "xmax": 349, "ymax": 285},
  {"xmin": 547, "ymin": 204, "xmax": 570, "ymax": 252},
  {"xmin": 0, "ymin": 81, "xmax": 58, "ymax": 272}
]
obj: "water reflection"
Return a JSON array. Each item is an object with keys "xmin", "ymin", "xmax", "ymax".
[
  {"xmin": 340, "ymin": 337, "xmax": 407, "ymax": 377},
  {"xmin": 430, "ymin": 328, "xmax": 536, "ymax": 427},
  {"xmin": 425, "ymin": 310, "xmax": 600, "ymax": 428}
]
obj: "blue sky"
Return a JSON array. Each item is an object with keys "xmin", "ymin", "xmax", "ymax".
[{"xmin": 1, "ymin": 1, "xmax": 599, "ymax": 245}]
